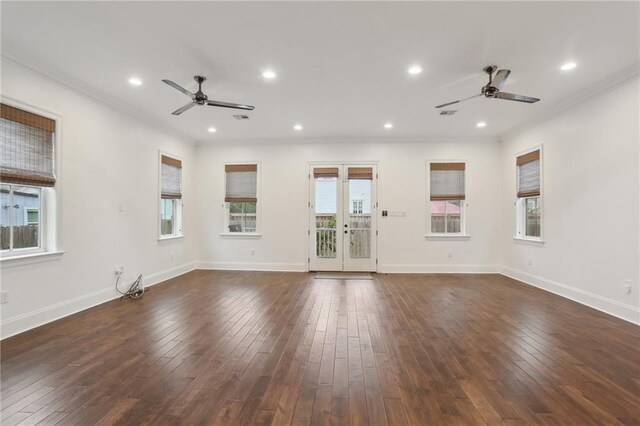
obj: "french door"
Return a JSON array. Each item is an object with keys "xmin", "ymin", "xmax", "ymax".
[{"xmin": 309, "ymin": 164, "xmax": 377, "ymax": 272}]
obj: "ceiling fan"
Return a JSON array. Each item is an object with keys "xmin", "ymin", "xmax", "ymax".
[
  {"xmin": 435, "ymin": 65, "xmax": 540, "ymax": 109},
  {"xmin": 162, "ymin": 75, "xmax": 255, "ymax": 115}
]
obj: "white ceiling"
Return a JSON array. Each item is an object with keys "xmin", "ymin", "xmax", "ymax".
[{"xmin": 2, "ymin": 2, "xmax": 639, "ymax": 143}]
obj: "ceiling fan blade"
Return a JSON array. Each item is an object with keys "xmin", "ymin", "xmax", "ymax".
[
  {"xmin": 171, "ymin": 102, "xmax": 197, "ymax": 115},
  {"xmin": 435, "ymin": 93, "xmax": 482, "ymax": 109},
  {"xmin": 495, "ymin": 92, "xmax": 540, "ymax": 103},
  {"xmin": 490, "ymin": 69, "xmax": 511, "ymax": 90},
  {"xmin": 207, "ymin": 100, "xmax": 255, "ymax": 111},
  {"xmin": 162, "ymin": 79, "xmax": 195, "ymax": 99}
]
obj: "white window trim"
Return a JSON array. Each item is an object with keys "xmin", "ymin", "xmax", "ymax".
[
  {"xmin": 425, "ymin": 159, "xmax": 470, "ymax": 238},
  {"xmin": 0, "ymin": 96, "xmax": 62, "ymax": 263},
  {"xmin": 223, "ymin": 161, "xmax": 262, "ymax": 237},
  {"xmin": 513, "ymin": 145, "xmax": 544, "ymax": 242},
  {"xmin": 158, "ymin": 150, "xmax": 184, "ymax": 240}
]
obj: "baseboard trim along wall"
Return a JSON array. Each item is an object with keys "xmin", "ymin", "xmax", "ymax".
[
  {"xmin": 0, "ymin": 262, "xmax": 197, "ymax": 340},
  {"xmin": 378, "ymin": 264, "xmax": 500, "ymax": 274},
  {"xmin": 195, "ymin": 261, "xmax": 308, "ymax": 272},
  {"xmin": 500, "ymin": 266, "xmax": 640, "ymax": 325}
]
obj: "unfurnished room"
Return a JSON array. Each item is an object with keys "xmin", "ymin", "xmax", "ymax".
[{"xmin": 0, "ymin": 1, "xmax": 639, "ymax": 425}]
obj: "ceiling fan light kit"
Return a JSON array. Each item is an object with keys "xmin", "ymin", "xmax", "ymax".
[
  {"xmin": 162, "ymin": 75, "xmax": 255, "ymax": 115},
  {"xmin": 435, "ymin": 65, "xmax": 541, "ymax": 109}
]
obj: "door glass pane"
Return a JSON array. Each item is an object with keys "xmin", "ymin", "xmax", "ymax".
[
  {"xmin": 526, "ymin": 197, "xmax": 541, "ymax": 237},
  {"xmin": 12, "ymin": 186, "xmax": 40, "ymax": 249},
  {"xmin": 1, "ymin": 185, "xmax": 10, "ymax": 250},
  {"xmin": 348, "ymin": 179, "xmax": 371, "ymax": 258},
  {"xmin": 315, "ymin": 178, "xmax": 337, "ymax": 258}
]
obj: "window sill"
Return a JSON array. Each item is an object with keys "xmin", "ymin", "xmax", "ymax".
[
  {"xmin": 158, "ymin": 235, "xmax": 184, "ymax": 242},
  {"xmin": 513, "ymin": 236, "xmax": 545, "ymax": 245},
  {"xmin": 220, "ymin": 232, "xmax": 263, "ymax": 239},
  {"xmin": 0, "ymin": 250, "xmax": 65, "ymax": 267},
  {"xmin": 425, "ymin": 234, "xmax": 470, "ymax": 240}
]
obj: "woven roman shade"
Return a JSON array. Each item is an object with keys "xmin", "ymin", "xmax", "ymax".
[
  {"xmin": 225, "ymin": 164, "xmax": 257, "ymax": 202},
  {"xmin": 430, "ymin": 162, "xmax": 465, "ymax": 200},
  {"xmin": 516, "ymin": 150, "xmax": 540, "ymax": 198},
  {"xmin": 161, "ymin": 155, "xmax": 182, "ymax": 199},
  {"xmin": 0, "ymin": 104, "xmax": 56, "ymax": 187},
  {"xmin": 313, "ymin": 167, "xmax": 339, "ymax": 178},
  {"xmin": 348, "ymin": 167, "xmax": 373, "ymax": 180}
]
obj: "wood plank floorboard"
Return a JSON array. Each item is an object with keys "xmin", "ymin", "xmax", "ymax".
[{"xmin": 1, "ymin": 270, "xmax": 639, "ymax": 425}]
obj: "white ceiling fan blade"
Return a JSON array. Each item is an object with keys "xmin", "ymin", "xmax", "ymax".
[
  {"xmin": 163, "ymin": 79, "xmax": 195, "ymax": 99},
  {"xmin": 171, "ymin": 101, "xmax": 197, "ymax": 115},
  {"xmin": 490, "ymin": 69, "xmax": 511, "ymax": 90},
  {"xmin": 495, "ymin": 92, "xmax": 540, "ymax": 103},
  {"xmin": 435, "ymin": 93, "xmax": 482, "ymax": 109}
]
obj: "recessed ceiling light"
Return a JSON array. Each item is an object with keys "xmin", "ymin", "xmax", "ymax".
[
  {"xmin": 128, "ymin": 77, "xmax": 142, "ymax": 86},
  {"xmin": 262, "ymin": 70, "xmax": 276, "ymax": 79},
  {"xmin": 384, "ymin": 122, "xmax": 393, "ymax": 129},
  {"xmin": 294, "ymin": 124, "xmax": 303, "ymax": 131},
  {"xmin": 208, "ymin": 127, "xmax": 217, "ymax": 133},
  {"xmin": 408, "ymin": 65, "xmax": 422, "ymax": 75},
  {"xmin": 476, "ymin": 121, "xmax": 487, "ymax": 128},
  {"xmin": 560, "ymin": 62, "xmax": 577, "ymax": 71}
]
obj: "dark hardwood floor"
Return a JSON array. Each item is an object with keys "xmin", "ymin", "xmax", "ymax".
[{"xmin": 1, "ymin": 271, "xmax": 639, "ymax": 425}]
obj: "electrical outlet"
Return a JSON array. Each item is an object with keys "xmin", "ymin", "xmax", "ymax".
[
  {"xmin": 625, "ymin": 279, "xmax": 632, "ymax": 295},
  {"xmin": 250, "ymin": 249, "xmax": 256, "ymax": 256},
  {"xmin": 170, "ymin": 253, "xmax": 174, "ymax": 261},
  {"xmin": 114, "ymin": 265, "xmax": 124, "ymax": 276},
  {"xmin": 527, "ymin": 258, "xmax": 532, "ymax": 266},
  {"xmin": 447, "ymin": 251, "xmax": 452, "ymax": 258},
  {"xmin": 0, "ymin": 291, "xmax": 8, "ymax": 304}
]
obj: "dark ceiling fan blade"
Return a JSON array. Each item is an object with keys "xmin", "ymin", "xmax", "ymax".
[
  {"xmin": 207, "ymin": 100, "xmax": 255, "ymax": 111},
  {"xmin": 162, "ymin": 79, "xmax": 195, "ymax": 99},
  {"xmin": 171, "ymin": 102, "xmax": 197, "ymax": 115},
  {"xmin": 435, "ymin": 93, "xmax": 482, "ymax": 109},
  {"xmin": 490, "ymin": 69, "xmax": 511, "ymax": 90},
  {"xmin": 495, "ymin": 92, "xmax": 540, "ymax": 103}
]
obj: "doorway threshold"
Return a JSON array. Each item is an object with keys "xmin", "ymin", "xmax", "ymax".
[{"xmin": 315, "ymin": 272, "xmax": 374, "ymax": 280}]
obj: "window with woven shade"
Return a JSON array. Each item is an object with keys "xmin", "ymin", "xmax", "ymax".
[
  {"xmin": 159, "ymin": 154, "xmax": 183, "ymax": 238},
  {"xmin": 515, "ymin": 149, "xmax": 542, "ymax": 239},
  {"xmin": 225, "ymin": 164, "xmax": 259, "ymax": 233},
  {"xmin": 428, "ymin": 162, "xmax": 466, "ymax": 235}
]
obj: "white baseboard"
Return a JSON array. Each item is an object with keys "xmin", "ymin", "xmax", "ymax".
[
  {"xmin": 0, "ymin": 262, "xmax": 197, "ymax": 340},
  {"xmin": 500, "ymin": 266, "xmax": 640, "ymax": 325},
  {"xmin": 195, "ymin": 261, "xmax": 307, "ymax": 272},
  {"xmin": 379, "ymin": 264, "xmax": 499, "ymax": 274}
]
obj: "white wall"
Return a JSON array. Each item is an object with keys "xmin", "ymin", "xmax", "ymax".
[
  {"xmin": 0, "ymin": 61, "xmax": 198, "ymax": 338},
  {"xmin": 499, "ymin": 77, "xmax": 640, "ymax": 324},
  {"xmin": 194, "ymin": 138, "xmax": 502, "ymax": 273}
]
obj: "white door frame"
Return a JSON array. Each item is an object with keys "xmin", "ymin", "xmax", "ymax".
[{"xmin": 308, "ymin": 162, "xmax": 378, "ymax": 272}]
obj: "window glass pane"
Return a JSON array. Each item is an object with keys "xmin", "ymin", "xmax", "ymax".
[
  {"xmin": 160, "ymin": 198, "xmax": 174, "ymax": 235},
  {"xmin": 12, "ymin": 186, "xmax": 40, "ymax": 249},
  {"xmin": 315, "ymin": 178, "xmax": 337, "ymax": 258},
  {"xmin": 446, "ymin": 200, "xmax": 462, "ymax": 233},
  {"xmin": 430, "ymin": 201, "xmax": 445, "ymax": 233},
  {"xmin": 229, "ymin": 202, "xmax": 257, "ymax": 233},
  {"xmin": 526, "ymin": 197, "xmax": 541, "ymax": 237},
  {"xmin": 1, "ymin": 184, "xmax": 10, "ymax": 250}
]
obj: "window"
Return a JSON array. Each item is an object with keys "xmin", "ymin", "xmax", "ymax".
[
  {"xmin": 225, "ymin": 164, "xmax": 258, "ymax": 233},
  {"xmin": 352, "ymin": 200, "xmax": 363, "ymax": 214},
  {"xmin": 159, "ymin": 154, "xmax": 183, "ymax": 238},
  {"xmin": 429, "ymin": 162, "xmax": 466, "ymax": 235},
  {"xmin": 515, "ymin": 148, "xmax": 542, "ymax": 239},
  {"xmin": 0, "ymin": 103, "xmax": 56, "ymax": 257}
]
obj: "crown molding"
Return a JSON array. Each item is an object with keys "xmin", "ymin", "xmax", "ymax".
[
  {"xmin": 499, "ymin": 62, "xmax": 640, "ymax": 141},
  {"xmin": 1, "ymin": 54, "xmax": 198, "ymax": 145}
]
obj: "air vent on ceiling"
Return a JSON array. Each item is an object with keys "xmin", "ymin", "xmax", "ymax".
[
  {"xmin": 439, "ymin": 110, "xmax": 457, "ymax": 116},
  {"xmin": 233, "ymin": 114, "xmax": 251, "ymax": 120}
]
